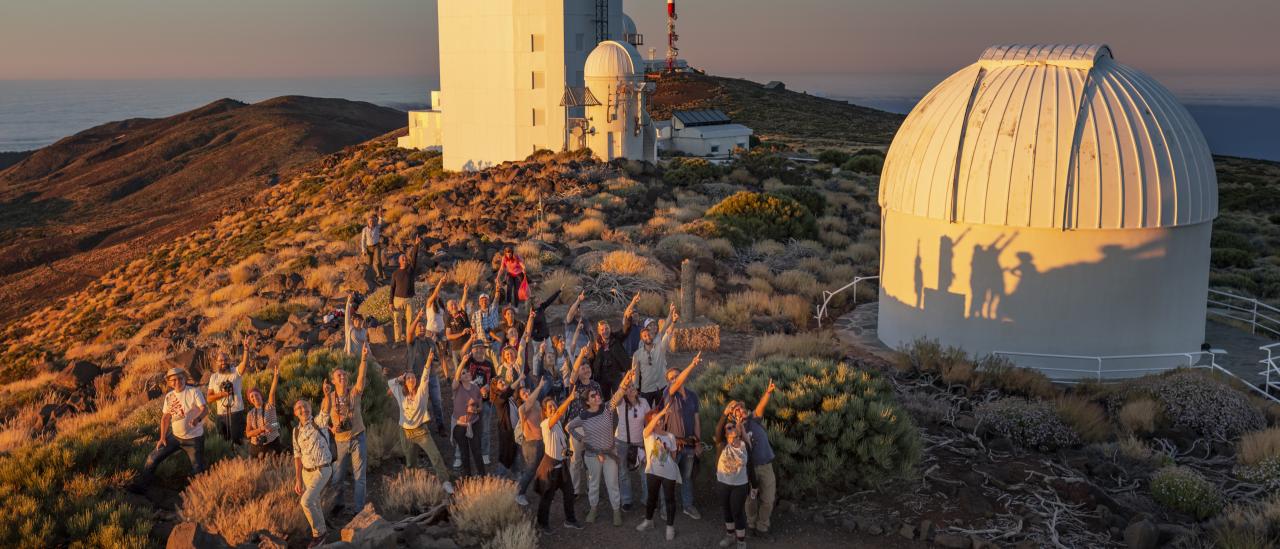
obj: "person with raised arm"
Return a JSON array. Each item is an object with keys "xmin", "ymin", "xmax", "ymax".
[
  {"xmin": 744, "ymin": 379, "xmax": 779, "ymax": 540},
  {"xmin": 615, "ymin": 366, "xmax": 652, "ymax": 513},
  {"xmin": 388, "ymin": 348, "xmax": 455, "ymax": 494},
  {"xmin": 458, "ymin": 336, "xmax": 497, "ymax": 466},
  {"xmin": 563, "ymin": 290, "xmax": 590, "ymax": 359},
  {"xmin": 566, "ymin": 368, "xmax": 634, "ymax": 527},
  {"xmin": 535, "ymin": 392, "xmax": 583, "ymax": 533},
  {"xmin": 587, "ymin": 293, "xmax": 638, "ymax": 400},
  {"xmin": 565, "ymin": 345, "xmax": 600, "ymax": 493},
  {"xmin": 449, "ymin": 341, "xmax": 483, "ymax": 469},
  {"xmin": 129, "ymin": 367, "xmax": 207, "ymax": 493},
  {"xmin": 245, "ymin": 360, "xmax": 283, "ymax": 457},
  {"xmin": 321, "ymin": 342, "xmax": 370, "ymax": 516},
  {"xmin": 716, "ymin": 415, "xmax": 756, "ymax": 549},
  {"xmin": 635, "ymin": 404, "xmax": 680, "ymax": 541},
  {"xmin": 405, "ymin": 311, "xmax": 447, "ymax": 433},
  {"xmin": 529, "ymin": 287, "xmax": 562, "ymax": 343},
  {"xmin": 389, "ymin": 235, "xmax": 424, "ymax": 346},
  {"xmin": 291, "ymin": 398, "xmax": 332, "ymax": 548},
  {"xmin": 633, "ymin": 303, "xmax": 679, "ymax": 407},
  {"xmin": 663, "ymin": 352, "xmax": 704, "ymax": 519},
  {"xmin": 445, "ymin": 283, "xmax": 473, "ymax": 369},
  {"xmin": 207, "ymin": 335, "xmax": 253, "ymax": 447},
  {"xmin": 534, "ymin": 337, "xmax": 567, "ymax": 401},
  {"xmin": 344, "ymin": 292, "xmax": 369, "ymax": 356},
  {"xmin": 515, "ymin": 376, "xmax": 549, "ymax": 506}
]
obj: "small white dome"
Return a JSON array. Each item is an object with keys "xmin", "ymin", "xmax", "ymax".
[
  {"xmin": 879, "ymin": 44, "xmax": 1217, "ymax": 230},
  {"xmin": 584, "ymin": 40, "xmax": 642, "ymax": 79}
]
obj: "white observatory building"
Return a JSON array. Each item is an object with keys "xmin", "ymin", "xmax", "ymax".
[
  {"xmin": 583, "ymin": 40, "xmax": 655, "ymax": 161},
  {"xmin": 876, "ymin": 44, "xmax": 1218, "ymax": 379},
  {"xmin": 398, "ymin": 0, "xmax": 655, "ymax": 170}
]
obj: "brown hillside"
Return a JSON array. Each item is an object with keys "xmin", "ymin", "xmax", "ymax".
[
  {"xmin": 648, "ymin": 72, "xmax": 904, "ymax": 149},
  {"xmin": 0, "ymin": 96, "xmax": 405, "ymax": 324}
]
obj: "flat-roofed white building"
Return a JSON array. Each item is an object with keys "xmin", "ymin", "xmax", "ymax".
[{"xmin": 657, "ymin": 109, "xmax": 753, "ymax": 158}]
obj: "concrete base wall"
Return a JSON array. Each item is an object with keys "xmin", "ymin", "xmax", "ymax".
[{"xmin": 877, "ymin": 210, "xmax": 1212, "ymax": 379}]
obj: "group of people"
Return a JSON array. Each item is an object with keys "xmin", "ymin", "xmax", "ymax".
[{"xmin": 133, "ymin": 234, "xmax": 780, "ymax": 549}]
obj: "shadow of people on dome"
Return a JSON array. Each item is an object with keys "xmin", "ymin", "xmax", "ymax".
[
  {"xmin": 967, "ymin": 233, "xmax": 1017, "ymax": 320},
  {"xmin": 937, "ymin": 228, "xmax": 969, "ymax": 294}
]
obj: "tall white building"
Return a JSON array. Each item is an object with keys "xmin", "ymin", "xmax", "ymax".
[
  {"xmin": 876, "ymin": 44, "xmax": 1217, "ymax": 379},
  {"xmin": 401, "ymin": 0, "xmax": 651, "ymax": 171}
]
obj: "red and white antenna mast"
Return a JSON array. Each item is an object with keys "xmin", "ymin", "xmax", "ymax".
[{"xmin": 665, "ymin": 0, "xmax": 679, "ymax": 72}]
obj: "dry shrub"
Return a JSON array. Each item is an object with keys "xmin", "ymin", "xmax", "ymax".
[
  {"xmin": 774, "ymin": 294, "xmax": 811, "ymax": 329},
  {"xmin": 485, "ymin": 520, "xmax": 538, "ymax": 549},
  {"xmin": 696, "ymin": 272, "xmax": 716, "ymax": 294},
  {"xmin": 540, "ymin": 269, "xmax": 580, "ymax": 303},
  {"xmin": 1119, "ymin": 398, "xmax": 1159, "ymax": 435},
  {"xmin": 745, "ymin": 262, "xmax": 773, "ymax": 281},
  {"xmin": 450, "ymin": 476, "xmax": 523, "ymax": 538},
  {"xmin": 1239, "ymin": 428, "xmax": 1280, "ymax": 466},
  {"xmin": 564, "ymin": 217, "xmax": 607, "ymax": 241},
  {"xmin": 597, "ymin": 250, "xmax": 648, "ymax": 276},
  {"xmin": 1117, "ymin": 435, "xmax": 1155, "ymax": 462},
  {"xmin": 774, "ymin": 269, "xmax": 821, "ymax": 298},
  {"xmin": 64, "ymin": 342, "xmax": 117, "ymax": 361},
  {"xmin": 115, "ymin": 351, "xmax": 173, "ymax": 401},
  {"xmin": 383, "ymin": 468, "xmax": 446, "ymax": 518},
  {"xmin": 303, "ymin": 264, "xmax": 343, "ymax": 297},
  {"xmin": 749, "ymin": 331, "xmax": 842, "ymax": 360},
  {"xmin": 670, "ymin": 322, "xmax": 721, "ymax": 352},
  {"xmin": 228, "ymin": 254, "xmax": 265, "ymax": 284},
  {"xmin": 746, "ymin": 276, "xmax": 773, "ymax": 295},
  {"xmin": 1055, "ymin": 397, "xmax": 1111, "ymax": 443},
  {"xmin": 842, "ymin": 242, "xmax": 879, "ymax": 263},
  {"xmin": 365, "ymin": 420, "xmax": 403, "ymax": 469},
  {"xmin": 210, "ymin": 283, "xmax": 256, "ymax": 303},
  {"xmin": 179, "ymin": 455, "xmax": 309, "ymax": 544},
  {"xmin": 448, "ymin": 260, "xmax": 490, "ymax": 287},
  {"xmin": 635, "ymin": 292, "xmax": 667, "ymax": 318},
  {"xmin": 707, "ymin": 238, "xmax": 736, "ymax": 258},
  {"xmin": 202, "ymin": 297, "xmax": 268, "ymax": 336},
  {"xmin": 976, "ymin": 357, "xmax": 1057, "ymax": 400}
]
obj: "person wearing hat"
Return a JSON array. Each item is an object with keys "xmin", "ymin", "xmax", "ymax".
[
  {"xmin": 207, "ymin": 335, "xmax": 252, "ymax": 447},
  {"xmin": 130, "ymin": 366, "xmax": 208, "ymax": 491},
  {"xmin": 469, "ymin": 290, "xmax": 501, "ymax": 354},
  {"xmin": 632, "ymin": 304, "xmax": 678, "ymax": 408}
]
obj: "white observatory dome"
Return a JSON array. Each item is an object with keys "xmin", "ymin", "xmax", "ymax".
[
  {"xmin": 880, "ymin": 44, "xmax": 1217, "ymax": 230},
  {"xmin": 876, "ymin": 44, "xmax": 1218, "ymax": 380},
  {"xmin": 585, "ymin": 40, "xmax": 642, "ymax": 79}
]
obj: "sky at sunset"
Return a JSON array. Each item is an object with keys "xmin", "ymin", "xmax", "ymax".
[{"xmin": 2, "ymin": 0, "xmax": 1277, "ymax": 81}]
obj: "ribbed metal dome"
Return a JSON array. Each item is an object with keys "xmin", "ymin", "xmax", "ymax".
[
  {"xmin": 879, "ymin": 44, "xmax": 1218, "ymax": 230},
  {"xmin": 584, "ymin": 40, "xmax": 642, "ymax": 79}
]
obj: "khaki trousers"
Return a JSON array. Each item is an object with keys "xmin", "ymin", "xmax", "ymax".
[{"xmin": 745, "ymin": 462, "xmax": 776, "ymax": 533}]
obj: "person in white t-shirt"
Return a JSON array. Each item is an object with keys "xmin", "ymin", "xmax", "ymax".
[
  {"xmin": 636, "ymin": 405, "xmax": 680, "ymax": 541},
  {"xmin": 534, "ymin": 392, "xmax": 583, "ymax": 533},
  {"xmin": 207, "ymin": 335, "xmax": 252, "ymax": 446},
  {"xmin": 129, "ymin": 367, "xmax": 208, "ymax": 492},
  {"xmin": 387, "ymin": 348, "xmax": 454, "ymax": 494}
]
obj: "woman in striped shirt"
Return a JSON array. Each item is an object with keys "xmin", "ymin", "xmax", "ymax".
[{"xmin": 566, "ymin": 369, "xmax": 635, "ymax": 527}]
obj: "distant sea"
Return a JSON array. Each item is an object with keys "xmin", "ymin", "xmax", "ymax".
[{"xmin": 2, "ymin": 73, "xmax": 1278, "ymax": 161}]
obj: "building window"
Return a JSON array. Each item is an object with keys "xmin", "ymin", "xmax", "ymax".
[
  {"xmin": 532, "ymin": 71, "xmax": 545, "ymax": 89},
  {"xmin": 531, "ymin": 34, "xmax": 544, "ymax": 52},
  {"xmin": 575, "ymin": 33, "xmax": 584, "ymax": 51},
  {"xmin": 711, "ymin": 145, "xmax": 721, "ymax": 154},
  {"xmin": 532, "ymin": 108, "xmax": 545, "ymax": 127}
]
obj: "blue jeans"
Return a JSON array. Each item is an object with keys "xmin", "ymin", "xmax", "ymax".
[
  {"xmin": 427, "ymin": 373, "xmax": 445, "ymax": 431},
  {"xmin": 140, "ymin": 433, "xmax": 204, "ymax": 484},
  {"xmin": 617, "ymin": 439, "xmax": 648, "ymax": 506},
  {"xmin": 480, "ymin": 401, "xmax": 494, "ymax": 458},
  {"xmin": 331, "ymin": 432, "xmax": 367, "ymax": 511},
  {"xmin": 678, "ymin": 447, "xmax": 696, "ymax": 509},
  {"xmin": 517, "ymin": 439, "xmax": 544, "ymax": 495}
]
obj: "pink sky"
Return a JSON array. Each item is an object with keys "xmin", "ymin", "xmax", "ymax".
[{"xmin": 1, "ymin": 0, "xmax": 1276, "ymax": 80}]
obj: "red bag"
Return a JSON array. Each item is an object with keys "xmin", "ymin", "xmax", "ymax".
[{"xmin": 517, "ymin": 274, "xmax": 530, "ymax": 301}]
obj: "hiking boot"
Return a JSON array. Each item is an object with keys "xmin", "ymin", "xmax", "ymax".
[
  {"xmin": 564, "ymin": 520, "xmax": 584, "ymax": 530},
  {"xmin": 636, "ymin": 519, "xmax": 654, "ymax": 532},
  {"xmin": 586, "ymin": 506, "xmax": 598, "ymax": 523},
  {"xmin": 682, "ymin": 506, "xmax": 701, "ymax": 520},
  {"xmin": 613, "ymin": 509, "xmax": 623, "ymax": 526}
]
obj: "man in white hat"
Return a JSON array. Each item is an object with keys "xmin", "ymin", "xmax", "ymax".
[
  {"xmin": 130, "ymin": 366, "xmax": 208, "ymax": 491},
  {"xmin": 632, "ymin": 304, "xmax": 678, "ymax": 407}
]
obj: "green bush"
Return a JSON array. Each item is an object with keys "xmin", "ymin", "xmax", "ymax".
[
  {"xmin": 662, "ymin": 158, "xmax": 722, "ymax": 186},
  {"xmin": 1213, "ymin": 248, "xmax": 1255, "ymax": 269},
  {"xmin": 1133, "ymin": 370, "xmax": 1264, "ymax": 440},
  {"xmin": 733, "ymin": 150, "xmax": 803, "ymax": 185},
  {"xmin": 976, "ymin": 398, "xmax": 1079, "ymax": 450},
  {"xmin": 693, "ymin": 357, "xmax": 921, "ymax": 498},
  {"xmin": 768, "ymin": 186, "xmax": 826, "ymax": 217},
  {"xmin": 705, "ymin": 191, "xmax": 817, "ymax": 245},
  {"xmin": 817, "ymin": 150, "xmax": 850, "ymax": 166},
  {"xmin": 842, "ymin": 154, "xmax": 884, "ymax": 175},
  {"xmin": 367, "ymin": 173, "xmax": 408, "ymax": 196},
  {"xmin": 654, "ymin": 233, "xmax": 712, "ymax": 265},
  {"xmin": 1150, "ymin": 466, "xmax": 1223, "ymax": 519}
]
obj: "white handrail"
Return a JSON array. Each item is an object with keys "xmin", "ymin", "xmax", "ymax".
[
  {"xmin": 1208, "ymin": 288, "xmax": 1280, "ymax": 339},
  {"xmin": 991, "ymin": 350, "xmax": 1220, "ymax": 381},
  {"xmin": 814, "ymin": 275, "xmax": 878, "ymax": 328}
]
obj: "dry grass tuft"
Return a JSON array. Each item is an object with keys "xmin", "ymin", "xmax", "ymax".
[
  {"xmin": 485, "ymin": 520, "xmax": 538, "ymax": 549},
  {"xmin": 563, "ymin": 217, "xmax": 607, "ymax": 241},
  {"xmin": 448, "ymin": 260, "xmax": 490, "ymax": 288},
  {"xmin": 635, "ymin": 292, "xmax": 667, "ymax": 318},
  {"xmin": 64, "ymin": 341, "xmax": 117, "ymax": 361},
  {"xmin": 597, "ymin": 250, "xmax": 648, "ymax": 276},
  {"xmin": 749, "ymin": 331, "xmax": 842, "ymax": 360},
  {"xmin": 210, "ymin": 283, "xmax": 256, "ymax": 303},
  {"xmin": 179, "ymin": 455, "xmax": 310, "ymax": 544},
  {"xmin": 1238, "ymin": 427, "xmax": 1280, "ymax": 466},
  {"xmin": 540, "ymin": 269, "xmax": 580, "ymax": 303},
  {"xmin": 1054, "ymin": 396, "xmax": 1111, "ymax": 443},
  {"xmin": 1118, "ymin": 398, "xmax": 1160, "ymax": 435},
  {"xmin": 303, "ymin": 264, "xmax": 344, "ymax": 297},
  {"xmin": 115, "ymin": 351, "xmax": 173, "ymax": 402},
  {"xmin": 383, "ymin": 468, "xmax": 446, "ymax": 518},
  {"xmin": 773, "ymin": 269, "xmax": 821, "ymax": 298},
  {"xmin": 449, "ymin": 476, "xmax": 524, "ymax": 538},
  {"xmin": 202, "ymin": 297, "xmax": 268, "ymax": 336}
]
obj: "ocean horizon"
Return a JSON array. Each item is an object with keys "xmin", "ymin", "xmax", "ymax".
[{"xmin": 1, "ymin": 73, "xmax": 1277, "ymax": 162}]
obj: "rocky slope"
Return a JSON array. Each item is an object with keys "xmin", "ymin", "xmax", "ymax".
[{"xmin": 0, "ymin": 96, "xmax": 405, "ymax": 324}]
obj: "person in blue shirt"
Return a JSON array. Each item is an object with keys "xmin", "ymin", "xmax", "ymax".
[{"xmin": 743, "ymin": 379, "xmax": 778, "ymax": 540}]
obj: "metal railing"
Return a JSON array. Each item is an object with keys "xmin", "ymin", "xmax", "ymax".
[
  {"xmin": 991, "ymin": 350, "xmax": 1223, "ymax": 381},
  {"xmin": 1263, "ymin": 342, "xmax": 1280, "ymax": 394},
  {"xmin": 814, "ymin": 275, "xmax": 878, "ymax": 328},
  {"xmin": 1208, "ymin": 289, "xmax": 1280, "ymax": 339}
]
